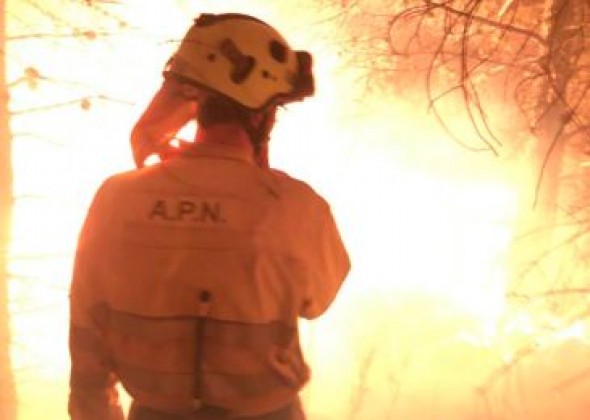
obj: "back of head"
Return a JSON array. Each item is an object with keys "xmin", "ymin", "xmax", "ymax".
[
  {"xmin": 131, "ymin": 12, "xmax": 315, "ymax": 168},
  {"xmin": 196, "ymin": 95, "xmax": 255, "ymax": 129}
]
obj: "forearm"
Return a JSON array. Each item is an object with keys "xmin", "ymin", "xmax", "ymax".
[
  {"xmin": 69, "ymin": 379, "xmax": 124, "ymax": 420},
  {"xmin": 69, "ymin": 323, "xmax": 123, "ymax": 420}
]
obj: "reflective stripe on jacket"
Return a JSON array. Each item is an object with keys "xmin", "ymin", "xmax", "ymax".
[{"xmin": 69, "ymin": 143, "xmax": 350, "ymax": 418}]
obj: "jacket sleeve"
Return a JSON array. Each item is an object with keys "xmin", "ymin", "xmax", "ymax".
[
  {"xmin": 300, "ymin": 204, "xmax": 350, "ymax": 319},
  {"xmin": 130, "ymin": 79, "xmax": 197, "ymax": 168},
  {"xmin": 69, "ymin": 180, "xmax": 124, "ymax": 420}
]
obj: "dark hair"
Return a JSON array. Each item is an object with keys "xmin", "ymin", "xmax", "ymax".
[
  {"xmin": 196, "ymin": 94, "xmax": 277, "ymax": 158},
  {"xmin": 196, "ymin": 95, "xmax": 255, "ymax": 128}
]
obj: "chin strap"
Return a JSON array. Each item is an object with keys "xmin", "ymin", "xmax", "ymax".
[{"xmin": 239, "ymin": 110, "xmax": 274, "ymax": 169}]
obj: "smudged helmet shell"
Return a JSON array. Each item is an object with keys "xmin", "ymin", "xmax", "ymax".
[{"xmin": 165, "ymin": 13, "xmax": 315, "ymax": 110}]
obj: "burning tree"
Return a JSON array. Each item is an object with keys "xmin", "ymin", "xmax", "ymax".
[
  {"xmin": 316, "ymin": 0, "xmax": 590, "ymax": 416},
  {"xmin": 1, "ymin": 1, "xmax": 132, "ymax": 417},
  {"xmin": 0, "ymin": 0, "xmax": 15, "ymax": 416}
]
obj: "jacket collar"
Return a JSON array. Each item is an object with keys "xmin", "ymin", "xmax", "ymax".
[
  {"xmin": 159, "ymin": 141, "xmax": 282, "ymax": 199},
  {"xmin": 179, "ymin": 141, "xmax": 255, "ymax": 164}
]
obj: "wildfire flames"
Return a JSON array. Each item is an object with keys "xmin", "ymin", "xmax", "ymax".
[{"xmin": 6, "ymin": 1, "xmax": 590, "ymax": 419}]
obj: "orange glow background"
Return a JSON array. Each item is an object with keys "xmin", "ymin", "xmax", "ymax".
[{"xmin": 6, "ymin": 1, "xmax": 590, "ymax": 419}]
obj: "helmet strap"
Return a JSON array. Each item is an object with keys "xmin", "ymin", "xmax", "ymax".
[{"xmin": 239, "ymin": 110, "xmax": 274, "ymax": 168}]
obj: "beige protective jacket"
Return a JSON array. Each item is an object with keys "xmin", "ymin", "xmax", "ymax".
[{"xmin": 69, "ymin": 143, "xmax": 350, "ymax": 419}]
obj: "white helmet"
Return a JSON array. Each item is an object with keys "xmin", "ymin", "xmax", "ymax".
[{"xmin": 164, "ymin": 13, "xmax": 315, "ymax": 110}]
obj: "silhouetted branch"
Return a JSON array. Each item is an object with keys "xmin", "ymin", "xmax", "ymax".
[
  {"xmin": 11, "ymin": 94, "xmax": 134, "ymax": 115},
  {"xmin": 430, "ymin": 1, "xmax": 545, "ymax": 44}
]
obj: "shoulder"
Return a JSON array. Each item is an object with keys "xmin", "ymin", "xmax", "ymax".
[
  {"xmin": 268, "ymin": 169, "xmax": 330, "ymax": 211},
  {"xmin": 269, "ymin": 169, "xmax": 317, "ymax": 195},
  {"xmin": 97, "ymin": 164, "xmax": 161, "ymax": 192}
]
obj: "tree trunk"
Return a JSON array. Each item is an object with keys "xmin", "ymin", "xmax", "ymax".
[
  {"xmin": 0, "ymin": 0, "xmax": 16, "ymax": 417},
  {"xmin": 534, "ymin": 0, "xmax": 581, "ymax": 212},
  {"xmin": 510, "ymin": 0, "xmax": 583, "ymax": 294}
]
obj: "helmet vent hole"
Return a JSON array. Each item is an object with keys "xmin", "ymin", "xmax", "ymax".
[
  {"xmin": 219, "ymin": 39, "xmax": 255, "ymax": 85},
  {"xmin": 269, "ymin": 40, "xmax": 287, "ymax": 63},
  {"xmin": 262, "ymin": 70, "xmax": 275, "ymax": 80}
]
